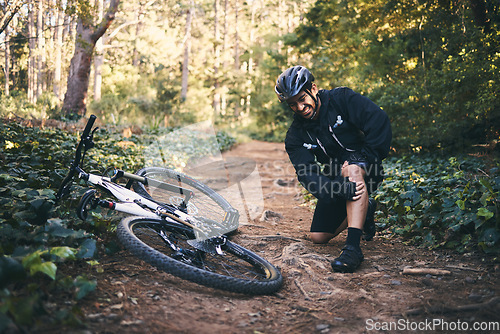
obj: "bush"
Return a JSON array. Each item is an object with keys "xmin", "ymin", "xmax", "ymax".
[{"xmin": 375, "ymin": 154, "xmax": 500, "ymax": 253}]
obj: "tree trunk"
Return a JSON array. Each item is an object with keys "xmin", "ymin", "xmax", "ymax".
[
  {"xmin": 213, "ymin": 0, "xmax": 221, "ymax": 118},
  {"xmin": 468, "ymin": 0, "xmax": 491, "ymax": 33},
  {"xmin": 27, "ymin": 4, "xmax": 36, "ymax": 103},
  {"xmin": 62, "ymin": 0, "xmax": 120, "ymax": 118},
  {"xmin": 220, "ymin": 0, "xmax": 228, "ymax": 113},
  {"xmin": 233, "ymin": 0, "xmax": 239, "ymax": 117},
  {"xmin": 181, "ymin": 0, "xmax": 194, "ymax": 101},
  {"xmin": 53, "ymin": 0, "xmax": 64, "ymax": 100},
  {"xmin": 36, "ymin": 0, "xmax": 44, "ymax": 100},
  {"xmin": 93, "ymin": 0, "xmax": 104, "ymax": 102},
  {"xmin": 245, "ymin": 0, "xmax": 257, "ymax": 115},
  {"xmin": 4, "ymin": 26, "xmax": 10, "ymax": 96},
  {"xmin": 233, "ymin": 0, "xmax": 239, "ymax": 70},
  {"xmin": 132, "ymin": 0, "xmax": 144, "ymax": 67}
]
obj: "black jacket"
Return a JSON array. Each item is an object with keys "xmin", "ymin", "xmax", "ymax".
[{"xmin": 285, "ymin": 87, "xmax": 392, "ymax": 201}]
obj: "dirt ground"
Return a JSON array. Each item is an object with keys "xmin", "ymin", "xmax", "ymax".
[{"xmin": 63, "ymin": 141, "xmax": 498, "ymax": 333}]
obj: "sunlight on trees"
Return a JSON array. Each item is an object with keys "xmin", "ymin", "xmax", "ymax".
[{"xmin": 0, "ymin": 0, "xmax": 498, "ymax": 150}]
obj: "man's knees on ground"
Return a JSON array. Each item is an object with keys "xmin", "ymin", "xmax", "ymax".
[{"xmin": 310, "ymin": 232, "xmax": 335, "ymax": 244}]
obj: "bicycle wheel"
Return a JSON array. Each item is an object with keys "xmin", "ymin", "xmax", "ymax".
[
  {"xmin": 132, "ymin": 167, "xmax": 238, "ymax": 234},
  {"xmin": 117, "ymin": 217, "xmax": 283, "ymax": 295}
]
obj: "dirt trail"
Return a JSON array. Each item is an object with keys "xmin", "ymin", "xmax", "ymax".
[{"xmin": 75, "ymin": 141, "xmax": 498, "ymax": 333}]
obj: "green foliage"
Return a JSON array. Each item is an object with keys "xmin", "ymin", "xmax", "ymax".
[
  {"xmin": 216, "ymin": 131, "xmax": 237, "ymax": 152},
  {"xmin": 375, "ymin": 154, "xmax": 500, "ymax": 253},
  {"xmin": 0, "ymin": 91, "xmax": 73, "ymax": 121},
  {"xmin": 88, "ymin": 63, "xmax": 216, "ymax": 128},
  {"xmin": 289, "ymin": 0, "xmax": 500, "ymax": 152},
  {"xmin": 0, "ymin": 121, "xmax": 115, "ymax": 330},
  {"xmin": 0, "ymin": 119, "xmax": 235, "ymax": 330},
  {"xmin": 89, "ymin": 64, "xmax": 161, "ymax": 126},
  {"xmin": 245, "ymin": 46, "xmax": 294, "ymax": 142},
  {"xmin": 139, "ymin": 125, "xmax": 237, "ymax": 170},
  {"xmin": 0, "ymin": 94, "xmax": 38, "ymax": 119}
]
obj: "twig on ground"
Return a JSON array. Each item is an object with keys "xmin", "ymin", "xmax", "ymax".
[
  {"xmin": 405, "ymin": 297, "xmax": 500, "ymax": 316},
  {"xmin": 445, "ymin": 265, "xmax": 483, "ymax": 272},
  {"xmin": 294, "ymin": 279, "xmax": 312, "ymax": 301},
  {"xmin": 402, "ymin": 267, "xmax": 452, "ymax": 276}
]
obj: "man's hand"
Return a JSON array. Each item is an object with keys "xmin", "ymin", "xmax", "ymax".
[{"xmin": 342, "ymin": 161, "xmax": 365, "ymax": 201}]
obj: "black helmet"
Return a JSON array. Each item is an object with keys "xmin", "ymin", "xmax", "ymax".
[{"xmin": 275, "ymin": 65, "xmax": 315, "ymax": 103}]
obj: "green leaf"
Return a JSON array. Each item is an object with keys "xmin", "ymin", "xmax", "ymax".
[
  {"xmin": 74, "ymin": 275, "xmax": 97, "ymax": 300},
  {"xmin": 401, "ymin": 190, "xmax": 421, "ymax": 205},
  {"xmin": 455, "ymin": 199, "xmax": 465, "ymax": 210},
  {"xmin": 37, "ymin": 188, "xmax": 56, "ymax": 199},
  {"xmin": 30, "ymin": 198, "xmax": 46, "ymax": 210},
  {"xmin": 477, "ymin": 207, "xmax": 494, "ymax": 221},
  {"xmin": 0, "ymin": 173, "xmax": 25, "ymax": 182},
  {"xmin": 47, "ymin": 223, "xmax": 78, "ymax": 238},
  {"xmin": 12, "ymin": 189, "xmax": 26, "ymax": 198},
  {"xmin": 29, "ymin": 262, "xmax": 57, "ymax": 280},
  {"xmin": 5, "ymin": 294, "xmax": 41, "ymax": 325},
  {"xmin": 77, "ymin": 239, "xmax": 97, "ymax": 259},
  {"xmin": 22, "ymin": 251, "xmax": 43, "ymax": 268},
  {"xmin": 0, "ymin": 312, "xmax": 13, "ymax": 332},
  {"xmin": 50, "ymin": 247, "xmax": 76, "ymax": 260},
  {"xmin": 479, "ymin": 178, "xmax": 494, "ymax": 193},
  {"xmin": 478, "ymin": 228, "xmax": 500, "ymax": 251}
]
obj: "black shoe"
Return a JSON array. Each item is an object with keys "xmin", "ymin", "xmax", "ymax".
[
  {"xmin": 363, "ymin": 198, "xmax": 377, "ymax": 241},
  {"xmin": 331, "ymin": 245, "xmax": 364, "ymax": 273}
]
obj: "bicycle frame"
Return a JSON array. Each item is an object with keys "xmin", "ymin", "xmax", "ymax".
[
  {"xmin": 82, "ymin": 169, "xmax": 206, "ymax": 233},
  {"xmin": 56, "ymin": 114, "xmax": 223, "ymax": 240}
]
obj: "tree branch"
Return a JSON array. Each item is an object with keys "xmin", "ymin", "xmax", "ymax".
[
  {"xmin": 0, "ymin": 0, "xmax": 24, "ymax": 35},
  {"xmin": 92, "ymin": 0, "xmax": 121, "ymax": 43},
  {"xmin": 107, "ymin": 20, "xmax": 139, "ymax": 40}
]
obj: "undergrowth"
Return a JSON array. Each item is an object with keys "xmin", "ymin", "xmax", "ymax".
[
  {"xmin": 0, "ymin": 119, "xmax": 235, "ymax": 332},
  {"xmin": 375, "ymin": 154, "xmax": 500, "ymax": 254}
]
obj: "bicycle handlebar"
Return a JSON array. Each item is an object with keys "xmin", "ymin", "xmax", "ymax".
[
  {"xmin": 55, "ymin": 115, "xmax": 97, "ymax": 202},
  {"xmin": 73, "ymin": 114, "xmax": 97, "ymax": 168},
  {"xmin": 82, "ymin": 114, "xmax": 96, "ymax": 139}
]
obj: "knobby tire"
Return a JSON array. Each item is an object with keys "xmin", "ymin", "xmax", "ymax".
[{"xmin": 117, "ymin": 217, "xmax": 283, "ymax": 295}]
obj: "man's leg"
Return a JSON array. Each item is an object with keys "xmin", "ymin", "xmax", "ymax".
[
  {"xmin": 343, "ymin": 164, "xmax": 368, "ymax": 230},
  {"xmin": 310, "ymin": 218, "xmax": 347, "ymax": 244},
  {"xmin": 310, "ymin": 198, "xmax": 347, "ymax": 244},
  {"xmin": 331, "ymin": 163, "xmax": 367, "ymax": 272}
]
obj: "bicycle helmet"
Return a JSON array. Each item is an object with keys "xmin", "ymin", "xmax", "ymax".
[{"xmin": 275, "ymin": 65, "xmax": 315, "ymax": 103}]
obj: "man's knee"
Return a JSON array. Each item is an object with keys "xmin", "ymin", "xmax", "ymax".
[
  {"xmin": 310, "ymin": 232, "xmax": 334, "ymax": 244},
  {"xmin": 342, "ymin": 164, "xmax": 366, "ymax": 181}
]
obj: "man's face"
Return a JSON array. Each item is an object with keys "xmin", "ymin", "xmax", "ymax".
[{"xmin": 286, "ymin": 83, "xmax": 320, "ymax": 120}]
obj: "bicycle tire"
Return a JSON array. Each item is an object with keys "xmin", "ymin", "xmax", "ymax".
[
  {"xmin": 117, "ymin": 217, "xmax": 283, "ymax": 295},
  {"xmin": 132, "ymin": 167, "xmax": 238, "ymax": 234}
]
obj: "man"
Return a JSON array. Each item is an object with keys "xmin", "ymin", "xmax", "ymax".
[{"xmin": 275, "ymin": 65, "xmax": 392, "ymax": 273}]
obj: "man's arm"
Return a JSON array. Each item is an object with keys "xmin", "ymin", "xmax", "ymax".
[
  {"xmin": 343, "ymin": 88, "xmax": 392, "ymax": 163},
  {"xmin": 285, "ymin": 127, "xmax": 359, "ymax": 201}
]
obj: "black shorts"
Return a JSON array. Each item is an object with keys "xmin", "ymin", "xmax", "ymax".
[
  {"xmin": 310, "ymin": 155, "xmax": 383, "ymax": 234},
  {"xmin": 310, "ymin": 198, "xmax": 347, "ymax": 234}
]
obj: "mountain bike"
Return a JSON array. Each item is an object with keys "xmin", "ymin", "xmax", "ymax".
[{"xmin": 56, "ymin": 115, "xmax": 283, "ymax": 295}]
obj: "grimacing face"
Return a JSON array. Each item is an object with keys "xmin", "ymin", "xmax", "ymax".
[{"xmin": 286, "ymin": 83, "xmax": 320, "ymax": 120}]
